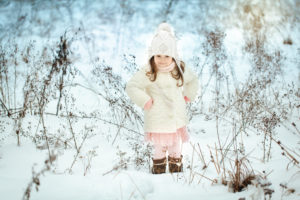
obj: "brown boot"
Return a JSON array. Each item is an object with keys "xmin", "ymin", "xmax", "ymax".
[
  {"xmin": 168, "ymin": 155, "xmax": 183, "ymax": 173},
  {"xmin": 152, "ymin": 157, "xmax": 167, "ymax": 174}
]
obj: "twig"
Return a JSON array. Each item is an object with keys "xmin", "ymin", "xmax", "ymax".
[
  {"xmin": 208, "ymin": 145, "xmax": 220, "ymax": 174},
  {"xmin": 0, "ymin": 98, "xmax": 11, "ymax": 116},
  {"xmin": 214, "ymin": 143, "xmax": 221, "ymax": 174},
  {"xmin": 197, "ymin": 143, "xmax": 207, "ymax": 168},
  {"xmin": 126, "ymin": 173, "xmax": 146, "ymax": 200},
  {"xmin": 189, "ymin": 143, "xmax": 195, "ymax": 185},
  {"xmin": 194, "ymin": 172, "xmax": 217, "ymax": 184},
  {"xmin": 291, "ymin": 122, "xmax": 300, "ymax": 135},
  {"xmin": 68, "ymin": 131, "xmax": 88, "ymax": 173},
  {"xmin": 102, "ymin": 163, "xmax": 127, "ymax": 176},
  {"xmin": 66, "ymin": 113, "xmax": 79, "ymax": 153},
  {"xmin": 40, "ymin": 114, "xmax": 52, "ymax": 163},
  {"xmin": 112, "ymin": 115, "xmax": 126, "ymax": 145},
  {"xmin": 44, "ymin": 112, "xmax": 143, "ymax": 136}
]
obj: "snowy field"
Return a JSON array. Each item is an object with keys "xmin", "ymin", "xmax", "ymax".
[{"xmin": 0, "ymin": 0, "xmax": 299, "ymax": 200}]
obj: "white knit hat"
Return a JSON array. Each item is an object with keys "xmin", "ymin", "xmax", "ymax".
[{"xmin": 148, "ymin": 23, "xmax": 183, "ymax": 75}]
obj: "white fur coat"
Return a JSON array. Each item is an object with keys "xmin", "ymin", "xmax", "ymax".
[{"xmin": 125, "ymin": 64, "xmax": 199, "ymax": 133}]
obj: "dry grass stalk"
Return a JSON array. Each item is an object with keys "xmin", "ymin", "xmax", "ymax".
[
  {"xmin": 23, "ymin": 154, "xmax": 57, "ymax": 200},
  {"xmin": 189, "ymin": 144, "xmax": 195, "ymax": 185},
  {"xmin": 207, "ymin": 145, "xmax": 221, "ymax": 174},
  {"xmin": 197, "ymin": 143, "xmax": 207, "ymax": 169},
  {"xmin": 194, "ymin": 171, "xmax": 217, "ymax": 184},
  {"xmin": 227, "ymin": 157, "xmax": 256, "ymax": 193}
]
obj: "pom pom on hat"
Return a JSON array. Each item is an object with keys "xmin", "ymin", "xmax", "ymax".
[{"xmin": 157, "ymin": 23, "xmax": 173, "ymax": 34}]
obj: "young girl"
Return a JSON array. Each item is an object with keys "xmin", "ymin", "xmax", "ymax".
[{"xmin": 126, "ymin": 23, "xmax": 199, "ymax": 174}]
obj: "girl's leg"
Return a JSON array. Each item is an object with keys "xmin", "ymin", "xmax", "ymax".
[
  {"xmin": 153, "ymin": 143, "xmax": 167, "ymax": 159},
  {"xmin": 168, "ymin": 140, "xmax": 182, "ymax": 158}
]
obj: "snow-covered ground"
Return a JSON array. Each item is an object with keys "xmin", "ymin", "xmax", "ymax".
[
  {"xmin": 0, "ymin": 0, "xmax": 299, "ymax": 200},
  {"xmin": 0, "ymin": 114, "xmax": 299, "ymax": 200}
]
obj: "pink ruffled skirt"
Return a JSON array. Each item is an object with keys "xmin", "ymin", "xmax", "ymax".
[{"xmin": 144, "ymin": 126, "xmax": 189, "ymax": 146}]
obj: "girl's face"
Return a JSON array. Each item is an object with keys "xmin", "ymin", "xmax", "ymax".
[{"xmin": 154, "ymin": 55, "xmax": 173, "ymax": 68}]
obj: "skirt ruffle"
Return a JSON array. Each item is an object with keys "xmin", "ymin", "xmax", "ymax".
[{"xmin": 144, "ymin": 126, "xmax": 189, "ymax": 146}]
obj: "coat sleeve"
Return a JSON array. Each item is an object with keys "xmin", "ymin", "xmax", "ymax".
[
  {"xmin": 125, "ymin": 67, "xmax": 152, "ymax": 109},
  {"xmin": 183, "ymin": 66, "xmax": 199, "ymax": 102}
]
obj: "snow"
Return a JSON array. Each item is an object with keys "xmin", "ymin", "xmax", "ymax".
[
  {"xmin": 0, "ymin": 0, "xmax": 300, "ymax": 200},
  {"xmin": 1, "ymin": 114, "xmax": 299, "ymax": 199},
  {"xmin": 0, "ymin": 136, "xmax": 255, "ymax": 200}
]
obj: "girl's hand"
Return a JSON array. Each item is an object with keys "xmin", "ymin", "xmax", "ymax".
[
  {"xmin": 184, "ymin": 96, "xmax": 190, "ymax": 103},
  {"xmin": 144, "ymin": 98, "xmax": 153, "ymax": 110}
]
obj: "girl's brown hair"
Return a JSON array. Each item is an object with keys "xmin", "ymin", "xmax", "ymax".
[{"xmin": 146, "ymin": 56, "xmax": 185, "ymax": 87}]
